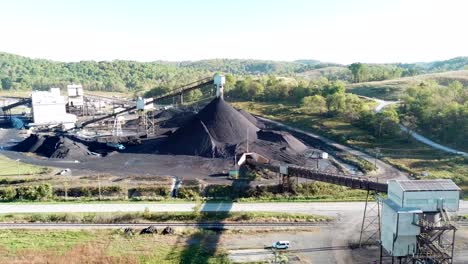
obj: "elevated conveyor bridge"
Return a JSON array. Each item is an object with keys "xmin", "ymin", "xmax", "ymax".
[
  {"xmin": 79, "ymin": 77, "xmax": 214, "ymax": 128},
  {"xmin": 246, "ymin": 159, "xmax": 388, "ymax": 192}
]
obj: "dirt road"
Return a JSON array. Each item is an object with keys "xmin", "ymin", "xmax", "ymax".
[
  {"xmin": 367, "ymin": 96, "xmax": 467, "ymax": 156},
  {"xmin": 257, "ymin": 116, "xmax": 408, "ymax": 180}
]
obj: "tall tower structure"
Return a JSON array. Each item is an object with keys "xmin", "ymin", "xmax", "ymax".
[{"xmin": 214, "ymin": 74, "xmax": 226, "ymax": 99}]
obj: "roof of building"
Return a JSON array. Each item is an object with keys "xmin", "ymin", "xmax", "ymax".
[{"xmin": 396, "ymin": 179, "xmax": 460, "ymax": 192}]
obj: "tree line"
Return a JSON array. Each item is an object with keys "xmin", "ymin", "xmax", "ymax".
[
  {"xmin": 400, "ymin": 80, "xmax": 467, "ymax": 149},
  {"xmin": 2, "ymin": 52, "xmax": 468, "ymax": 95},
  {"xmin": 226, "ymin": 75, "xmax": 400, "ymax": 138},
  {"xmin": 0, "ymin": 52, "xmax": 334, "ymax": 93}
]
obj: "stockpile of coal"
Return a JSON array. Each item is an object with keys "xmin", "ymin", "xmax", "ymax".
[
  {"xmin": 257, "ymin": 130, "xmax": 308, "ymax": 153},
  {"xmin": 238, "ymin": 109, "xmax": 259, "ymax": 127},
  {"xmin": 247, "ymin": 130, "xmax": 309, "ymax": 164},
  {"xmin": 156, "ymin": 98, "xmax": 312, "ymax": 164},
  {"xmin": 13, "ymin": 134, "xmax": 97, "ymax": 159},
  {"xmin": 159, "ymin": 97, "xmax": 259, "ymax": 157},
  {"xmin": 157, "ymin": 110, "xmax": 196, "ymax": 129}
]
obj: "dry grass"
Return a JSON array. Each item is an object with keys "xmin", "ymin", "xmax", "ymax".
[
  {"xmin": 297, "ymin": 66, "xmax": 349, "ymax": 79},
  {"xmin": 0, "ymin": 211, "xmax": 332, "ymax": 224},
  {"xmin": 347, "ymin": 70, "xmax": 468, "ymax": 100},
  {"xmin": 0, "ymin": 230, "xmax": 229, "ymax": 264},
  {"xmin": 3, "ymin": 243, "xmax": 138, "ymax": 264},
  {"xmin": 0, "ymin": 154, "xmax": 51, "ymax": 177}
]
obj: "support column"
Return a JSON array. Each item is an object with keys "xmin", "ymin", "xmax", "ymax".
[{"xmin": 359, "ymin": 190, "xmax": 381, "ymax": 247}]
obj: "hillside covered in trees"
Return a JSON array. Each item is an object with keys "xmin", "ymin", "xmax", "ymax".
[
  {"xmin": 1, "ymin": 52, "xmax": 468, "ymax": 94},
  {"xmin": 0, "ymin": 52, "xmax": 339, "ymax": 93}
]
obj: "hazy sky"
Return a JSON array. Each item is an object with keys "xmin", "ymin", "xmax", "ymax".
[{"xmin": 0, "ymin": 0, "xmax": 467, "ymax": 64}]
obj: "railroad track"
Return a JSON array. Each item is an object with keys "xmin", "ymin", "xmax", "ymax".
[
  {"xmin": 0, "ymin": 221, "xmax": 466, "ymax": 229},
  {"xmin": 0, "ymin": 222, "xmax": 332, "ymax": 229}
]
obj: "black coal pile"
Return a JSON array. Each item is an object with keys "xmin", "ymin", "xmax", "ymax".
[
  {"xmin": 257, "ymin": 130, "xmax": 308, "ymax": 153},
  {"xmin": 238, "ymin": 109, "xmax": 259, "ymax": 127},
  {"xmin": 156, "ymin": 97, "xmax": 311, "ymax": 164},
  {"xmin": 13, "ymin": 134, "xmax": 97, "ymax": 159},
  {"xmin": 159, "ymin": 97, "xmax": 259, "ymax": 157},
  {"xmin": 158, "ymin": 110, "xmax": 196, "ymax": 129},
  {"xmin": 246, "ymin": 130, "xmax": 309, "ymax": 164}
]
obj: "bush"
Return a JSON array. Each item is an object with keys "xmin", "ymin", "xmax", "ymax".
[
  {"xmin": 54, "ymin": 185, "xmax": 123, "ymax": 198},
  {"xmin": 0, "ymin": 187, "xmax": 17, "ymax": 201},
  {"xmin": 177, "ymin": 186, "xmax": 201, "ymax": 200},
  {"xmin": 36, "ymin": 184, "xmax": 53, "ymax": 200},
  {"xmin": 204, "ymin": 185, "xmax": 232, "ymax": 199},
  {"xmin": 128, "ymin": 186, "xmax": 170, "ymax": 198},
  {"xmin": 17, "ymin": 184, "xmax": 52, "ymax": 201}
]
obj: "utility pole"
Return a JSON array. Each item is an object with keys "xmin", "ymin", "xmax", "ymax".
[
  {"xmin": 374, "ymin": 148, "xmax": 380, "ymax": 171},
  {"xmin": 64, "ymin": 182, "xmax": 68, "ymax": 200},
  {"xmin": 97, "ymin": 174, "xmax": 102, "ymax": 200}
]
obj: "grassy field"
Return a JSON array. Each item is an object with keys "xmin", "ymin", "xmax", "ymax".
[
  {"xmin": 0, "ymin": 154, "xmax": 50, "ymax": 176},
  {"xmin": 347, "ymin": 70, "xmax": 468, "ymax": 100},
  {"xmin": 0, "ymin": 229, "xmax": 230, "ymax": 264},
  {"xmin": 0, "ymin": 211, "xmax": 332, "ymax": 224},
  {"xmin": 231, "ymin": 101, "xmax": 468, "ymax": 196}
]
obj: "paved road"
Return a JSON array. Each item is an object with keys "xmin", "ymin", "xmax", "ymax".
[
  {"xmin": 367, "ymin": 97, "xmax": 467, "ymax": 156},
  {"xmin": 0, "ymin": 201, "xmax": 466, "ymax": 216},
  {"xmin": 257, "ymin": 116, "xmax": 407, "ymax": 180},
  {"xmin": 373, "ymin": 98, "xmax": 399, "ymax": 113},
  {"xmin": 357, "ymin": 95, "xmax": 400, "ymax": 113},
  {"xmin": 399, "ymin": 124, "xmax": 467, "ymax": 156}
]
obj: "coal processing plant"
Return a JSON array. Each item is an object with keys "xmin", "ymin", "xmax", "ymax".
[{"xmin": 0, "ymin": 74, "xmax": 464, "ymax": 263}]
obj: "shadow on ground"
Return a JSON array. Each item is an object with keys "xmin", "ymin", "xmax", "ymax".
[{"xmin": 170, "ymin": 171, "xmax": 254, "ymax": 264}]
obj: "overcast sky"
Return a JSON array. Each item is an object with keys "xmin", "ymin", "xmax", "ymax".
[{"xmin": 0, "ymin": 0, "xmax": 467, "ymax": 64}]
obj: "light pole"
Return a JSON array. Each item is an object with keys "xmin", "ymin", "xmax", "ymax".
[{"xmin": 374, "ymin": 148, "xmax": 380, "ymax": 171}]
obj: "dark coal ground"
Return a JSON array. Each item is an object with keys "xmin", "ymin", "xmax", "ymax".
[
  {"xmin": 8, "ymin": 98, "xmax": 340, "ymax": 181},
  {"xmin": 125, "ymin": 98, "xmax": 337, "ymax": 170}
]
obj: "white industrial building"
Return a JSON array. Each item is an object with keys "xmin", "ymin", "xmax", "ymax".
[
  {"xmin": 31, "ymin": 88, "xmax": 77, "ymax": 129},
  {"xmin": 67, "ymin": 84, "xmax": 84, "ymax": 107},
  {"xmin": 381, "ymin": 179, "xmax": 460, "ymax": 260}
]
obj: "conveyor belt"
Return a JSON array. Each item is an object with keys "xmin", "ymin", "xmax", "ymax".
[
  {"xmin": 246, "ymin": 160, "xmax": 388, "ymax": 192},
  {"xmin": 80, "ymin": 77, "xmax": 214, "ymax": 127},
  {"xmin": 1, "ymin": 98, "xmax": 31, "ymax": 112}
]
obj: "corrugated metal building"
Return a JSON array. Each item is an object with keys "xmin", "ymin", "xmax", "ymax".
[{"xmin": 381, "ymin": 179, "xmax": 460, "ymax": 257}]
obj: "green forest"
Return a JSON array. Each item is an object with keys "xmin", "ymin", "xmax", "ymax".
[
  {"xmin": 2, "ymin": 52, "xmax": 468, "ymax": 93},
  {"xmin": 400, "ymin": 80, "xmax": 468, "ymax": 150}
]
